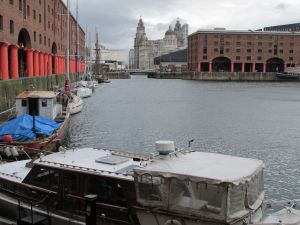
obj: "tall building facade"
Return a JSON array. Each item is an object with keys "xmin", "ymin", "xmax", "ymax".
[
  {"xmin": 133, "ymin": 18, "xmax": 188, "ymax": 70},
  {"xmin": 129, "ymin": 49, "xmax": 134, "ymax": 69},
  {"xmin": 188, "ymin": 29, "xmax": 300, "ymax": 73},
  {"xmin": 0, "ymin": 0, "xmax": 85, "ymax": 80}
]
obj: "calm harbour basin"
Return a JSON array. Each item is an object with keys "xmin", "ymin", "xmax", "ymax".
[{"xmin": 68, "ymin": 75, "xmax": 300, "ymax": 203}]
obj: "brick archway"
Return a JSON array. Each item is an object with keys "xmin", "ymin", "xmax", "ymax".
[
  {"xmin": 266, "ymin": 58, "xmax": 284, "ymax": 72},
  {"xmin": 17, "ymin": 28, "xmax": 31, "ymax": 77},
  {"xmin": 212, "ymin": 57, "xmax": 231, "ymax": 72}
]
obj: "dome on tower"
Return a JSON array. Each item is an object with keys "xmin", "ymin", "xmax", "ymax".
[{"xmin": 165, "ymin": 26, "xmax": 175, "ymax": 35}]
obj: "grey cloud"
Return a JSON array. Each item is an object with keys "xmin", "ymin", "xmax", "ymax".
[{"xmin": 275, "ymin": 3, "xmax": 287, "ymax": 11}]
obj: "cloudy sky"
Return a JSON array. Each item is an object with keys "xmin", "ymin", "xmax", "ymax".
[{"xmin": 67, "ymin": 0, "xmax": 300, "ymax": 51}]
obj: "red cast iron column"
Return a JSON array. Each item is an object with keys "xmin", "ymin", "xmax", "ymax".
[
  {"xmin": 10, "ymin": 45, "xmax": 19, "ymax": 79},
  {"xmin": 0, "ymin": 42, "xmax": 9, "ymax": 80}
]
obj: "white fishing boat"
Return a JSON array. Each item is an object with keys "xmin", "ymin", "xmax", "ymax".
[
  {"xmin": 0, "ymin": 140, "xmax": 298, "ymax": 225},
  {"xmin": 69, "ymin": 94, "xmax": 83, "ymax": 115}
]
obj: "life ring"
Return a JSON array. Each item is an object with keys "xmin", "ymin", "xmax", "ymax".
[{"xmin": 164, "ymin": 219, "xmax": 182, "ymax": 225}]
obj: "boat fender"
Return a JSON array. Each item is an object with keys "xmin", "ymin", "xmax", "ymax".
[
  {"xmin": 4, "ymin": 146, "xmax": 11, "ymax": 157},
  {"xmin": 164, "ymin": 219, "xmax": 182, "ymax": 225},
  {"xmin": 11, "ymin": 146, "xmax": 19, "ymax": 157}
]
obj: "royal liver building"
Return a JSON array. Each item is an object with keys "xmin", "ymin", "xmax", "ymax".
[{"xmin": 134, "ymin": 18, "xmax": 188, "ymax": 70}]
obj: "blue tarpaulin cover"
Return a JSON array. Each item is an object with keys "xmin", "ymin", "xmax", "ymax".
[{"xmin": 0, "ymin": 114, "xmax": 60, "ymax": 142}]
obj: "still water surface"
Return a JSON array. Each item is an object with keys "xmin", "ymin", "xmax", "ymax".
[{"xmin": 68, "ymin": 75, "xmax": 300, "ymax": 202}]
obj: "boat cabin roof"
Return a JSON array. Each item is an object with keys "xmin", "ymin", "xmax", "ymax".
[
  {"xmin": 34, "ymin": 148, "xmax": 142, "ymax": 181},
  {"xmin": 0, "ymin": 160, "xmax": 31, "ymax": 183},
  {"xmin": 135, "ymin": 151, "xmax": 264, "ymax": 185},
  {"xmin": 16, "ymin": 91, "xmax": 58, "ymax": 99}
]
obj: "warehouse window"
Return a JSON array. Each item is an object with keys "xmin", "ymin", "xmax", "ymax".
[
  {"xmin": 34, "ymin": 32, "xmax": 36, "ymax": 42},
  {"xmin": 0, "ymin": 15, "xmax": 3, "ymax": 31},
  {"xmin": 39, "ymin": 34, "xmax": 42, "ymax": 44},
  {"xmin": 9, "ymin": 20, "xmax": 14, "ymax": 34},
  {"xmin": 33, "ymin": 10, "xmax": 36, "ymax": 20},
  {"xmin": 9, "ymin": 0, "xmax": 13, "ymax": 5},
  {"xmin": 39, "ymin": 14, "xmax": 41, "ymax": 23},
  {"xmin": 27, "ymin": 5, "xmax": 30, "ymax": 16},
  {"xmin": 19, "ymin": 0, "xmax": 22, "ymax": 10}
]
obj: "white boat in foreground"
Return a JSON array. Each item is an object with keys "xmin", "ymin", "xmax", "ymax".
[
  {"xmin": 0, "ymin": 141, "xmax": 298, "ymax": 225},
  {"xmin": 69, "ymin": 94, "xmax": 83, "ymax": 115}
]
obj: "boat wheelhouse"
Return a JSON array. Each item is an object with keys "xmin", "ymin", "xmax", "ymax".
[{"xmin": 0, "ymin": 141, "xmax": 295, "ymax": 225}]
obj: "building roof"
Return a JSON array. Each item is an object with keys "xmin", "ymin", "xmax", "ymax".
[
  {"xmin": 154, "ymin": 48, "xmax": 187, "ymax": 64},
  {"xmin": 189, "ymin": 29, "xmax": 300, "ymax": 37},
  {"xmin": 135, "ymin": 151, "xmax": 264, "ymax": 185},
  {"xmin": 16, "ymin": 91, "xmax": 57, "ymax": 99}
]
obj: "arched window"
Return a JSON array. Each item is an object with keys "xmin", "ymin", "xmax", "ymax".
[{"xmin": 9, "ymin": 20, "xmax": 14, "ymax": 34}]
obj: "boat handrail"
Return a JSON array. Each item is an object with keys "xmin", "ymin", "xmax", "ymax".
[
  {"xmin": 38, "ymin": 160, "xmax": 134, "ymax": 178},
  {"xmin": 264, "ymin": 199, "xmax": 300, "ymax": 208},
  {"xmin": 65, "ymin": 193, "xmax": 130, "ymax": 211}
]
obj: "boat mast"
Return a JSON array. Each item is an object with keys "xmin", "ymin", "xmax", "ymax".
[
  {"xmin": 76, "ymin": 0, "xmax": 79, "ymax": 82},
  {"xmin": 65, "ymin": 0, "xmax": 70, "ymax": 95},
  {"xmin": 84, "ymin": 26, "xmax": 87, "ymax": 76}
]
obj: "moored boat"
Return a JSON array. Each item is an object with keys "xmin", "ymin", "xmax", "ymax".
[
  {"xmin": 74, "ymin": 86, "xmax": 92, "ymax": 98},
  {"xmin": 0, "ymin": 91, "xmax": 70, "ymax": 156},
  {"xmin": 0, "ymin": 141, "xmax": 297, "ymax": 225},
  {"xmin": 70, "ymin": 94, "xmax": 83, "ymax": 115}
]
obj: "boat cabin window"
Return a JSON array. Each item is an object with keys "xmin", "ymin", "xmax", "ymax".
[
  {"xmin": 63, "ymin": 173, "xmax": 78, "ymax": 196},
  {"xmin": 84, "ymin": 176, "xmax": 126, "ymax": 205},
  {"xmin": 229, "ymin": 170, "xmax": 264, "ymax": 215},
  {"xmin": 41, "ymin": 100, "xmax": 47, "ymax": 107},
  {"xmin": 24, "ymin": 166, "xmax": 59, "ymax": 191},
  {"xmin": 21, "ymin": 99, "xmax": 27, "ymax": 107},
  {"xmin": 169, "ymin": 179, "xmax": 223, "ymax": 213},
  {"xmin": 137, "ymin": 174, "xmax": 165, "ymax": 206}
]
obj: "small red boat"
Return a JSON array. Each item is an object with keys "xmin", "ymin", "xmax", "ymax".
[{"xmin": 0, "ymin": 91, "xmax": 70, "ymax": 157}]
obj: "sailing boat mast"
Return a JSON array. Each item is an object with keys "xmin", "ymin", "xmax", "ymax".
[
  {"xmin": 94, "ymin": 31, "xmax": 101, "ymax": 78},
  {"xmin": 76, "ymin": 0, "xmax": 79, "ymax": 81},
  {"xmin": 84, "ymin": 26, "xmax": 87, "ymax": 76},
  {"xmin": 65, "ymin": 0, "xmax": 70, "ymax": 95}
]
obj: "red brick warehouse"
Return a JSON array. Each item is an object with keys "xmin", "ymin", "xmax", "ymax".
[
  {"xmin": 188, "ymin": 29, "xmax": 300, "ymax": 73},
  {"xmin": 0, "ymin": 0, "xmax": 85, "ymax": 80}
]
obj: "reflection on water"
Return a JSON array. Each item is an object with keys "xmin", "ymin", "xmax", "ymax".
[{"xmin": 68, "ymin": 75, "xmax": 300, "ymax": 201}]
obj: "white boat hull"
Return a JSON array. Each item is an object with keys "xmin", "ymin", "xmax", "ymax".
[{"xmin": 70, "ymin": 95, "xmax": 83, "ymax": 115}]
